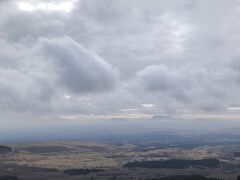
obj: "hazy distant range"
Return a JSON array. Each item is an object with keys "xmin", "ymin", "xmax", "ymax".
[{"xmin": 1, "ymin": 116, "xmax": 240, "ymax": 145}]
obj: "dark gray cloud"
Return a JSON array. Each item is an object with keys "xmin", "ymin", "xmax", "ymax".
[{"xmin": 38, "ymin": 37, "xmax": 118, "ymax": 93}]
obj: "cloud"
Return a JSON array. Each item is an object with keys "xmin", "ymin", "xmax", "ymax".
[
  {"xmin": 38, "ymin": 37, "xmax": 118, "ymax": 93},
  {"xmin": 137, "ymin": 65, "xmax": 189, "ymax": 92},
  {"xmin": 136, "ymin": 64, "xmax": 240, "ymax": 112},
  {"xmin": 0, "ymin": 36, "xmax": 118, "ymax": 115},
  {"xmin": 0, "ymin": 65, "xmax": 55, "ymax": 113},
  {"xmin": 1, "ymin": 0, "xmax": 240, "ymax": 132},
  {"xmin": 18, "ymin": 1, "xmax": 75, "ymax": 13}
]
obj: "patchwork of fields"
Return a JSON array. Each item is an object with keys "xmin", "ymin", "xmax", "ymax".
[{"xmin": 0, "ymin": 141, "xmax": 240, "ymax": 179}]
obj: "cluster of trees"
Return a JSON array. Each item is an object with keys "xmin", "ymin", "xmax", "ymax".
[
  {"xmin": 124, "ymin": 159, "xmax": 220, "ymax": 169},
  {"xmin": 23, "ymin": 146, "xmax": 70, "ymax": 154},
  {"xmin": 0, "ymin": 174, "xmax": 239, "ymax": 180},
  {"xmin": 0, "ymin": 146, "xmax": 12, "ymax": 154},
  {"xmin": 0, "ymin": 176, "xmax": 18, "ymax": 180},
  {"xmin": 63, "ymin": 168, "xmax": 104, "ymax": 176},
  {"xmin": 234, "ymin": 152, "xmax": 240, "ymax": 157},
  {"xmin": 150, "ymin": 175, "xmax": 220, "ymax": 180}
]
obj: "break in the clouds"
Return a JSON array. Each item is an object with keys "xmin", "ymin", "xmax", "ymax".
[{"xmin": 1, "ymin": 0, "xmax": 240, "ymax": 127}]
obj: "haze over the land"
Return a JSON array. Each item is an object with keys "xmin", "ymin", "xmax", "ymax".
[{"xmin": 1, "ymin": 0, "xmax": 240, "ymax": 141}]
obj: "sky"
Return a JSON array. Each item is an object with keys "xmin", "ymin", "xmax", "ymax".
[{"xmin": 1, "ymin": 0, "xmax": 240, "ymax": 136}]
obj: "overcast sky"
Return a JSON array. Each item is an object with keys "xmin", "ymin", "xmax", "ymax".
[{"xmin": 1, "ymin": 0, "xmax": 240, "ymax": 133}]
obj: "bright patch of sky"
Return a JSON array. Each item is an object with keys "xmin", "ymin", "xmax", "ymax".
[{"xmin": 18, "ymin": 1, "xmax": 75, "ymax": 13}]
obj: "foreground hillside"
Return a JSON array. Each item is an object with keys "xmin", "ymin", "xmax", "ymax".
[{"xmin": 0, "ymin": 141, "xmax": 239, "ymax": 179}]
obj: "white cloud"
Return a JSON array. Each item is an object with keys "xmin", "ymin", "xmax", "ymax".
[
  {"xmin": 63, "ymin": 94, "xmax": 71, "ymax": 100},
  {"xmin": 142, "ymin": 104, "xmax": 155, "ymax": 108},
  {"xmin": 228, "ymin": 107, "xmax": 240, "ymax": 112},
  {"xmin": 18, "ymin": 1, "xmax": 75, "ymax": 13}
]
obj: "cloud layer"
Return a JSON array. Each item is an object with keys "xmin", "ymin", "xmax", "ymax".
[{"xmin": 1, "ymin": 0, "xmax": 240, "ymax": 128}]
